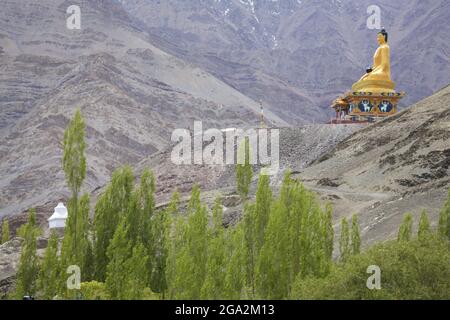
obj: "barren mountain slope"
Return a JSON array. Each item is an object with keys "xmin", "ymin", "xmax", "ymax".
[
  {"xmin": 120, "ymin": 0, "xmax": 450, "ymax": 122},
  {"xmin": 298, "ymin": 85, "xmax": 450, "ymax": 246},
  {"xmin": 135, "ymin": 124, "xmax": 362, "ymax": 204},
  {"xmin": 0, "ymin": 0, "xmax": 287, "ymax": 219}
]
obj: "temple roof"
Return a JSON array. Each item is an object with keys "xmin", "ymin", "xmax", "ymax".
[{"xmin": 332, "ymin": 97, "xmax": 348, "ymax": 107}]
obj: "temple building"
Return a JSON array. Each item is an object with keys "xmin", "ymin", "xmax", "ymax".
[{"xmin": 331, "ymin": 29, "xmax": 405, "ymax": 123}]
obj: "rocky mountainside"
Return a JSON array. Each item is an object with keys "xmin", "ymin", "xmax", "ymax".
[
  {"xmin": 0, "ymin": 0, "xmax": 289, "ymax": 220},
  {"xmin": 298, "ymin": 85, "xmax": 450, "ymax": 246},
  {"xmin": 136, "ymin": 124, "xmax": 361, "ymax": 203},
  {"xmin": 120, "ymin": 0, "xmax": 450, "ymax": 123}
]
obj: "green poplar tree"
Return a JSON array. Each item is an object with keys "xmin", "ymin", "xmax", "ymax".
[
  {"xmin": 308, "ymin": 204, "xmax": 326, "ymax": 277},
  {"xmin": 167, "ymin": 186, "xmax": 208, "ymax": 299},
  {"xmin": 62, "ymin": 109, "xmax": 86, "ymax": 201},
  {"xmin": 106, "ymin": 214, "xmax": 149, "ymax": 300},
  {"xmin": 224, "ymin": 226, "xmax": 245, "ymax": 299},
  {"xmin": 60, "ymin": 193, "xmax": 92, "ymax": 288},
  {"xmin": 187, "ymin": 184, "xmax": 201, "ymax": 213},
  {"xmin": 38, "ymin": 230, "xmax": 59, "ymax": 300},
  {"xmin": 15, "ymin": 209, "xmax": 40, "ymax": 299},
  {"xmin": 211, "ymin": 196, "xmax": 224, "ymax": 235},
  {"xmin": 60, "ymin": 110, "xmax": 92, "ymax": 292},
  {"xmin": 254, "ymin": 174, "xmax": 272, "ymax": 253},
  {"xmin": 1, "ymin": 219, "xmax": 10, "ymax": 244},
  {"xmin": 322, "ymin": 203, "xmax": 334, "ymax": 267},
  {"xmin": 166, "ymin": 216, "xmax": 189, "ymax": 299},
  {"xmin": 339, "ymin": 217, "xmax": 350, "ymax": 263},
  {"xmin": 243, "ymin": 203, "xmax": 256, "ymax": 296},
  {"xmin": 93, "ymin": 166, "xmax": 134, "ymax": 281},
  {"xmin": 288, "ymin": 181, "xmax": 307, "ymax": 280},
  {"xmin": 124, "ymin": 189, "xmax": 143, "ymax": 247},
  {"xmin": 351, "ymin": 214, "xmax": 361, "ymax": 255},
  {"xmin": 185, "ymin": 189, "xmax": 208, "ymax": 298},
  {"xmin": 398, "ymin": 213, "xmax": 413, "ymax": 242},
  {"xmin": 92, "ymin": 194, "xmax": 109, "ymax": 281},
  {"xmin": 236, "ymin": 137, "xmax": 253, "ymax": 201},
  {"xmin": 256, "ymin": 200, "xmax": 290, "ymax": 299},
  {"xmin": 105, "ymin": 219, "xmax": 131, "ymax": 299},
  {"xmin": 151, "ymin": 192, "xmax": 176, "ymax": 297},
  {"xmin": 78, "ymin": 193, "xmax": 93, "ymax": 281},
  {"xmin": 140, "ymin": 169, "xmax": 156, "ymax": 285},
  {"xmin": 124, "ymin": 242, "xmax": 149, "ymax": 300},
  {"xmin": 61, "ymin": 109, "xmax": 86, "ymax": 258},
  {"xmin": 256, "ymin": 173, "xmax": 332, "ymax": 299},
  {"xmin": 298, "ymin": 190, "xmax": 327, "ymax": 278},
  {"xmin": 418, "ymin": 210, "xmax": 431, "ymax": 241},
  {"xmin": 201, "ymin": 198, "xmax": 226, "ymax": 299},
  {"xmin": 438, "ymin": 188, "xmax": 450, "ymax": 240}
]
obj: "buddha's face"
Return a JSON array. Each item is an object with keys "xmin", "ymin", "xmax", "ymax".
[{"xmin": 377, "ymin": 33, "xmax": 386, "ymax": 45}]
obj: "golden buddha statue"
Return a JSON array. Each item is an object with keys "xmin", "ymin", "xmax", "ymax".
[{"xmin": 352, "ymin": 29, "xmax": 395, "ymax": 93}]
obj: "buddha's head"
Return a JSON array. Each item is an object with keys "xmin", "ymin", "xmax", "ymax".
[{"xmin": 377, "ymin": 29, "xmax": 388, "ymax": 44}]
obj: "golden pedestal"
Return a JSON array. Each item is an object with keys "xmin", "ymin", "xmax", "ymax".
[{"xmin": 331, "ymin": 90, "xmax": 405, "ymax": 124}]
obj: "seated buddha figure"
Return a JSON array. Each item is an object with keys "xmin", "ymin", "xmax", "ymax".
[{"xmin": 352, "ymin": 29, "xmax": 395, "ymax": 93}]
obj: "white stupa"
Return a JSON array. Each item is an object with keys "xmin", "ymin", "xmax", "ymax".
[{"xmin": 48, "ymin": 202, "xmax": 68, "ymax": 229}]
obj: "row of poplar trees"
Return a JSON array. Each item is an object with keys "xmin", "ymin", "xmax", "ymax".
[{"xmin": 12, "ymin": 110, "xmax": 450, "ymax": 300}]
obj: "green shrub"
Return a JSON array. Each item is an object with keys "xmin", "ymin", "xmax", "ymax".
[
  {"xmin": 80, "ymin": 281, "xmax": 110, "ymax": 300},
  {"xmin": 291, "ymin": 236, "xmax": 450, "ymax": 300}
]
